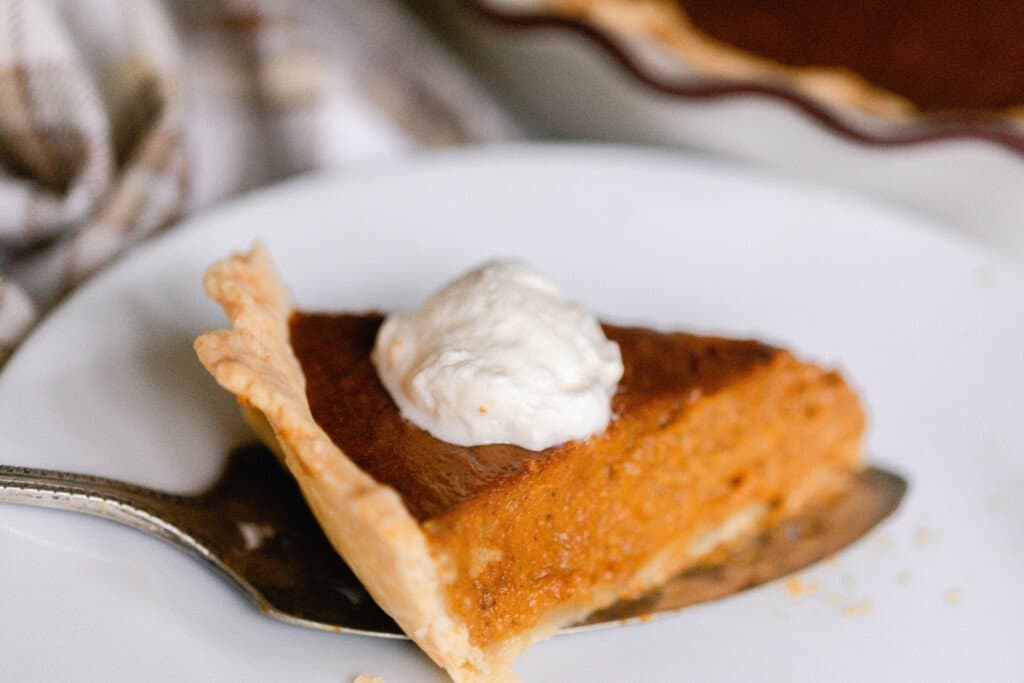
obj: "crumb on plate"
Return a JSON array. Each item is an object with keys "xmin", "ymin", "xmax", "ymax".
[{"xmin": 842, "ymin": 601, "xmax": 871, "ymax": 617}]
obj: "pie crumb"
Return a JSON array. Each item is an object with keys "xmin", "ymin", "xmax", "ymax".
[
  {"xmin": 783, "ymin": 577, "xmax": 819, "ymax": 598},
  {"xmin": 945, "ymin": 588, "xmax": 964, "ymax": 604},
  {"xmin": 353, "ymin": 675, "xmax": 385, "ymax": 683},
  {"xmin": 842, "ymin": 601, "xmax": 871, "ymax": 617}
]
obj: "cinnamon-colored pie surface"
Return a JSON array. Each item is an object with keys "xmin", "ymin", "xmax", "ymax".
[{"xmin": 195, "ymin": 245, "xmax": 865, "ymax": 681}]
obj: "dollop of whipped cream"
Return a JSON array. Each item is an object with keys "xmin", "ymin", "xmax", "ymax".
[{"xmin": 371, "ymin": 262, "xmax": 624, "ymax": 451}]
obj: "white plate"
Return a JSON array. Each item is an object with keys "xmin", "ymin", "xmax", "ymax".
[{"xmin": 1, "ymin": 145, "xmax": 1021, "ymax": 682}]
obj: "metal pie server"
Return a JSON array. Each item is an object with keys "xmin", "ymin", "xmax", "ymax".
[{"xmin": 0, "ymin": 444, "xmax": 907, "ymax": 637}]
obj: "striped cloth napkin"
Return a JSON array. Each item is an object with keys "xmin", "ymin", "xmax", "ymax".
[{"xmin": 0, "ymin": 0, "xmax": 516, "ymax": 360}]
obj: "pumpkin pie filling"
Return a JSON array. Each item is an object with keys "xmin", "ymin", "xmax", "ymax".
[{"xmin": 290, "ymin": 311, "xmax": 865, "ymax": 647}]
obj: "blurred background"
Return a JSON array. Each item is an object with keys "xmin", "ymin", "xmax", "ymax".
[{"xmin": 2, "ymin": 0, "xmax": 1022, "ymax": 357}]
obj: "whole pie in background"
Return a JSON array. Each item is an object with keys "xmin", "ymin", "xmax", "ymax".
[{"xmin": 537, "ymin": 0, "xmax": 1024, "ymax": 119}]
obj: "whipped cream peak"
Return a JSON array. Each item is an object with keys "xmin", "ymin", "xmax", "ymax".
[{"xmin": 371, "ymin": 261, "xmax": 623, "ymax": 451}]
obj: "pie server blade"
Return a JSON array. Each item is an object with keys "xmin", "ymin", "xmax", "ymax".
[{"xmin": 0, "ymin": 444, "xmax": 907, "ymax": 638}]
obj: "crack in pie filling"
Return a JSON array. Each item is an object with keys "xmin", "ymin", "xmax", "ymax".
[{"xmin": 194, "ymin": 244, "xmax": 865, "ymax": 682}]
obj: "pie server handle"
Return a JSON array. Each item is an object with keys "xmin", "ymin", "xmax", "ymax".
[{"xmin": 0, "ymin": 445, "xmax": 406, "ymax": 637}]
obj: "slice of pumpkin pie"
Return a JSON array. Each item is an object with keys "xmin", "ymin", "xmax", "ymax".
[{"xmin": 194, "ymin": 244, "xmax": 864, "ymax": 682}]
